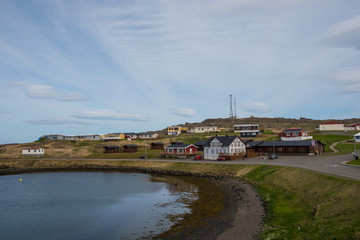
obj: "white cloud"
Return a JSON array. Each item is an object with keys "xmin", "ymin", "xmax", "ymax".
[
  {"xmin": 242, "ymin": 102, "xmax": 271, "ymax": 113},
  {"xmin": 325, "ymin": 15, "xmax": 360, "ymax": 50},
  {"xmin": 72, "ymin": 109, "xmax": 150, "ymax": 122},
  {"xmin": 4, "ymin": 81, "xmax": 90, "ymax": 102},
  {"xmin": 333, "ymin": 68, "xmax": 360, "ymax": 93},
  {"xmin": 170, "ymin": 108, "xmax": 197, "ymax": 117}
]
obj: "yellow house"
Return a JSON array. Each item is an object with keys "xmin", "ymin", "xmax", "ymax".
[
  {"xmin": 167, "ymin": 126, "xmax": 188, "ymax": 135},
  {"xmin": 102, "ymin": 133, "xmax": 125, "ymax": 141}
]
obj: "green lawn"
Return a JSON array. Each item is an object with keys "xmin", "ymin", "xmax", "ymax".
[
  {"xmin": 334, "ymin": 142, "xmax": 360, "ymax": 155},
  {"xmin": 312, "ymin": 134, "xmax": 354, "ymax": 153}
]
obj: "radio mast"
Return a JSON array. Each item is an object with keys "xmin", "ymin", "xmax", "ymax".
[{"xmin": 229, "ymin": 94, "xmax": 234, "ymax": 118}]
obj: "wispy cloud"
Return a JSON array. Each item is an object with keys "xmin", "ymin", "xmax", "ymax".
[
  {"xmin": 4, "ymin": 81, "xmax": 90, "ymax": 102},
  {"xmin": 170, "ymin": 108, "xmax": 197, "ymax": 117},
  {"xmin": 325, "ymin": 15, "xmax": 360, "ymax": 50},
  {"xmin": 72, "ymin": 110, "xmax": 150, "ymax": 122},
  {"xmin": 242, "ymin": 102, "xmax": 271, "ymax": 113},
  {"xmin": 24, "ymin": 119, "xmax": 91, "ymax": 125},
  {"xmin": 333, "ymin": 68, "xmax": 360, "ymax": 93}
]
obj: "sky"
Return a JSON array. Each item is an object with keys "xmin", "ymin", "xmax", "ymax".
[{"xmin": 0, "ymin": 0, "xmax": 360, "ymax": 144}]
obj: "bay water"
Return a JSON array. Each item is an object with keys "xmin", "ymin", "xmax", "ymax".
[{"xmin": 0, "ymin": 171, "xmax": 198, "ymax": 239}]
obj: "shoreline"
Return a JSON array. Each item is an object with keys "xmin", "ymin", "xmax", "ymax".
[{"xmin": 0, "ymin": 163, "xmax": 265, "ymax": 240}]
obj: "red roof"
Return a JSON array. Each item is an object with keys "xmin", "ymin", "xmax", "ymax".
[{"xmin": 347, "ymin": 123, "xmax": 360, "ymax": 127}]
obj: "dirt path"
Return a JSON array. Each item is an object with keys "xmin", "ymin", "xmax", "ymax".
[{"xmin": 329, "ymin": 140, "xmax": 350, "ymax": 153}]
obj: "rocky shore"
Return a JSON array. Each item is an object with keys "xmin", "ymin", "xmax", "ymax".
[{"xmin": 0, "ymin": 164, "xmax": 265, "ymax": 240}]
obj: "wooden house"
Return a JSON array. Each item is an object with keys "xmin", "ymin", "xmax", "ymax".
[
  {"xmin": 103, "ymin": 146, "xmax": 120, "ymax": 153},
  {"xmin": 163, "ymin": 144, "xmax": 197, "ymax": 157},
  {"xmin": 234, "ymin": 124, "xmax": 261, "ymax": 137},
  {"xmin": 151, "ymin": 142, "xmax": 164, "ymax": 150},
  {"xmin": 123, "ymin": 144, "xmax": 138, "ymax": 152}
]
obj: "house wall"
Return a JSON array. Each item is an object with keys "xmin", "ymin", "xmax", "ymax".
[
  {"xmin": 204, "ymin": 137, "xmax": 246, "ymax": 160},
  {"xmin": 319, "ymin": 124, "xmax": 344, "ymax": 131},
  {"xmin": 190, "ymin": 126, "xmax": 219, "ymax": 133},
  {"xmin": 22, "ymin": 148, "xmax": 45, "ymax": 157}
]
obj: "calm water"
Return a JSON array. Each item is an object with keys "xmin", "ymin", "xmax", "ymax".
[{"xmin": 0, "ymin": 172, "xmax": 198, "ymax": 240}]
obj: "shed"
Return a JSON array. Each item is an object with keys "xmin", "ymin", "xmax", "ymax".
[
  {"xmin": 22, "ymin": 148, "xmax": 45, "ymax": 157},
  {"xmin": 123, "ymin": 144, "xmax": 138, "ymax": 152},
  {"xmin": 103, "ymin": 146, "xmax": 120, "ymax": 153},
  {"xmin": 151, "ymin": 142, "xmax": 164, "ymax": 150}
]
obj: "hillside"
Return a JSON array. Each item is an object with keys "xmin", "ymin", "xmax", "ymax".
[{"xmin": 174, "ymin": 117, "xmax": 360, "ymax": 132}]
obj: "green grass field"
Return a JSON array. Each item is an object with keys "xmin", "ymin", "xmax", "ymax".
[{"xmin": 312, "ymin": 134, "xmax": 354, "ymax": 153}]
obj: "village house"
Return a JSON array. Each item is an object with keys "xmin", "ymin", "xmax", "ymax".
[
  {"xmin": 345, "ymin": 123, "xmax": 360, "ymax": 131},
  {"xmin": 138, "ymin": 133, "xmax": 159, "ymax": 139},
  {"xmin": 42, "ymin": 134, "xmax": 100, "ymax": 141},
  {"xmin": 124, "ymin": 133, "xmax": 138, "ymax": 140},
  {"xmin": 234, "ymin": 124, "xmax": 261, "ymax": 137},
  {"xmin": 22, "ymin": 148, "xmax": 45, "ymax": 157},
  {"xmin": 101, "ymin": 133, "xmax": 125, "ymax": 141},
  {"xmin": 189, "ymin": 126, "xmax": 220, "ymax": 133},
  {"xmin": 167, "ymin": 126, "xmax": 188, "ymax": 135},
  {"xmin": 150, "ymin": 142, "xmax": 164, "ymax": 150},
  {"xmin": 278, "ymin": 128, "xmax": 313, "ymax": 141},
  {"xmin": 123, "ymin": 144, "xmax": 138, "ymax": 152},
  {"xmin": 316, "ymin": 121, "xmax": 344, "ymax": 131},
  {"xmin": 355, "ymin": 133, "xmax": 360, "ymax": 143},
  {"xmin": 103, "ymin": 146, "xmax": 120, "ymax": 153},
  {"xmin": 246, "ymin": 140, "xmax": 325, "ymax": 156},
  {"xmin": 204, "ymin": 135, "xmax": 246, "ymax": 160},
  {"xmin": 164, "ymin": 143, "xmax": 197, "ymax": 157}
]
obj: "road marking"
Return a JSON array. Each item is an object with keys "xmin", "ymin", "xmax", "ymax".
[{"xmin": 325, "ymin": 164, "xmax": 346, "ymax": 168}]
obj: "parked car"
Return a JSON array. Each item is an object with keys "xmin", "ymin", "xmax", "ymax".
[
  {"xmin": 139, "ymin": 156, "xmax": 148, "ymax": 159},
  {"xmin": 217, "ymin": 157, "xmax": 226, "ymax": 161},
  {"xmin": 268, "ymin": 154, "xmax": 278, "ymax": 160},
  {"xmin": 193, "ymin": 155, "xmax": 203, "ymax": 160}
]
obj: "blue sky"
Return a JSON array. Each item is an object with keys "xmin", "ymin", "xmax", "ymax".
[{"xmin": 1, "ymin": 0, "xmax": 360, "ymax": 143}]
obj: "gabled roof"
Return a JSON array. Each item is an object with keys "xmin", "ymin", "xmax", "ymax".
[
  {"xmin": 354, "ymin": 132, "xmax": 360, "ymax": 136},
  {"xmin": 194, "ymin": 140, "xmax": 207, "ymax": 146},
  {"xmin": 204, "ymin": 135, "xmax": 242, "ymax": 147},
  {"xmin": 151, "ymin": 142, "xmax": 164, "ymax": 145},
  {"xmin": 166, "ymin": 144, "xmax": 197, "ymax": 148},
  {"xmin": 123, "ymin": 144, "xmax": 138, "ymax": 147},
  {"xmin": 347, "ymin": 123, "xmax": 360, "ymax": 127}
]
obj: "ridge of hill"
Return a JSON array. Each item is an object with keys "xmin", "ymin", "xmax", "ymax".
[{"xmin": 173, "ymin": 117, "xmax": 360, "ymax": 132}]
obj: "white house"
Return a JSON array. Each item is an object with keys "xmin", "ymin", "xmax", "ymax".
[
  {"xmin": 346, "ymin": 123, "xmax": 360, "ymax": 131},
  {"xmin": 189, "ymin": 126, "xmax": 219, "ymax": 134},
  {"xmin": 234, "ymin": 124, "xmax": 261, "ymax": 137},
  {"xmin": 204, "ymin": 135, "xmax": 246, "ymax": 160},
  {"xmin": 22, "ymin": 148, "xmax": 45, "ymax": 157},
  {"xmin": 138, "ymin": 133, "xmax": 159, "ymax": 139},
  {"xmin": 355, "ymin": 132, "xmax": 360, "ymax": 143},
  {"xmin": 316, "ymin": 121, "xmax": 344, "ymax": 131}
]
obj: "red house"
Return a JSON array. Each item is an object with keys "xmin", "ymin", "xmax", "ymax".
[
  {"xmin": 278, "ymin": 128, "xmax": 313, "ymax": 141},
  {"xmin": 163, "ymin": 143, "xmax": 197, "ymax": 158}
]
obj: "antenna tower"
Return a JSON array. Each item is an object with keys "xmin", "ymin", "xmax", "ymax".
[
  {"xmin": 229, "ymin": 94, "xmax": 234, "ymax": 118},
  {"xmin": 234, "ymin": 97, "xmax": 237, "ymax": 118}
]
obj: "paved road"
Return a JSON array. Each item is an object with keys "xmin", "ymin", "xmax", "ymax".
[{"xmin": 135, "ymin": 154, "xmax": 360, "ymax": 180}]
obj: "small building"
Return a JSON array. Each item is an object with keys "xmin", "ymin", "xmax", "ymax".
[
  {"xmin": 123, "ymin": 144, "xmax": 138, "ymax": 152},
  {"xmin": 103, "ymin": 146, "xmax": 120, "ymax": 153},
  {"xmin": 346, "ymin": 123, "xmax": 360, "ymax": 131},
  {"xmin": 167, "ymin": 126, "xmax": 188, "ymax": 135},
  {"xmin": 234, "ymin": 124, "xmax": 261, "ymax": 137},
  {"xmin": 42, "ymin": 134, "xmax": 65, "ymax": 140},
  {"xmin": 101, "ymin": 133, "xmax": 125, "ymax": 141},
  {"xmin": 278, "ymin": 128, "xmax": 313, "ymax": 141},
  {"xmin": 138, "ymin": 133, "xmax": 159, "ymax": 139},
  {"xmin": 316, "ymin": 121, "xmax": 344, "ymax": 131},
  {"xmin": 253, "ymin": 140, "xmax": 325, "ymax": 155},
  {"xmin": 204, "ymin": 135, "xmax": 246, "ymax": 160},
  {"xmin": 189, "ymin": 126, "xmax": 219, "ymax": 133},
  {"xmin": 151, "ymin": 142, "xmax": 164, "ymax": 150},
  {"xmin": 22, "ymin": 148, "xmax": 45, "ymax": 157},
  {"xmin": 355, "ymin": 133, "xmax": 360, "ymax": 143},
  {"xmin": 164, "ymin": 144, "xmax": 197, "ymax": 157},
  {"xmin": 124, "ymin": 133, "xmax": 138, "ymax": 140}
]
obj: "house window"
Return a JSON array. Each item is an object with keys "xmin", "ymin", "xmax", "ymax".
[
  {"xmin": 211, "ymin": 149, "xmax": 214, "ymax": 154},
  {"xmin": 299, "ymin": 147, "xmax": 306, "ymax": 153},
  {"xmin": 278, "ymin": 147, "xmax": 283, "ymax": 152}
]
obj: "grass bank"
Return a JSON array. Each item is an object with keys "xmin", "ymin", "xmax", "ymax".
[{"xmin": 1, "ymin": 159, "xmax": 360, "ymax": 239}]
